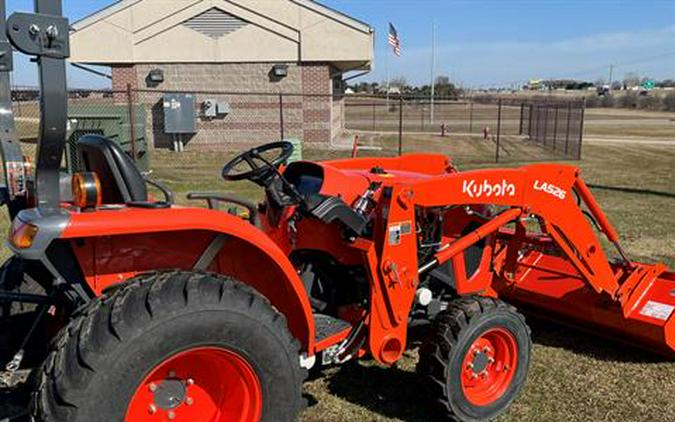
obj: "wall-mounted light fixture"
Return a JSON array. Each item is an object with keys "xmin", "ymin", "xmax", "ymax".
[
  {"xmin": 272, "ymin": 64, "xmax": 288, "ymax": 78},
  {"xmin": 148, "ymin": 68, "xmax": 164, "ymax": 84}
]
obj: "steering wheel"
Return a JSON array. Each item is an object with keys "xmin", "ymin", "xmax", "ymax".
[{"xmin": 222, "ymin": 141, "xmax": 294, "ymax": 184}]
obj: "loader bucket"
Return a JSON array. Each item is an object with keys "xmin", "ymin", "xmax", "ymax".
[{"xmin": 498, "ymin": 252, "xmax": 675, "ymax": 357}]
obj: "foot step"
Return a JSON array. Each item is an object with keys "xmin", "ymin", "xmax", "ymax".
[{"xmin": 314, "ymin": 314, "xmax": 351, "ymax": 343}]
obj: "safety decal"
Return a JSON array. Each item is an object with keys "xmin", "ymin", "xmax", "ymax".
[
  {"xmin": 388, "ymin": 221, "xmax": 412, "ymax": 246},
  {"xmin": 639, "ymin": 301, "xmax": 674, "ymax": 321}
]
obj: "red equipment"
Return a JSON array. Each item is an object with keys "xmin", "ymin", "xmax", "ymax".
[
  {"xmin": 0, "ymin": 4, "xmax": 672, "ymax": 421},
  {"xmin": 9, "ymin": 141, "xmax": 671, "ymax": 421}
]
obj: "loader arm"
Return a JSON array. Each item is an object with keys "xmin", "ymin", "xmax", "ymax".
[{"xmin": 414, "ymin": 164, "xmax": 622, "ymax": 298}]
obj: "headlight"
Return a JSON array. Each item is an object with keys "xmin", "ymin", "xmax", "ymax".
[{"xmin": 9, "ymin": 219, "xmax": 38, "ymax": 249}]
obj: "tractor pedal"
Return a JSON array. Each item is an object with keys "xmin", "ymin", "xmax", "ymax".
[{"xmin": 314, "ymin": 314, "xmax": 351, "ymax": 343}]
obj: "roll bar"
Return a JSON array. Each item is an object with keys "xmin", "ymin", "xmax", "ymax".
[{"xmin": 0, "ymin": 0, "xmax": 69, "ymax": 215}]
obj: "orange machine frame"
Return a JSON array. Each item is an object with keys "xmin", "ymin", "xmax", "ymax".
[{"xmin": 34, "ymin": 153, "xmax": 673, "ymax": 361}]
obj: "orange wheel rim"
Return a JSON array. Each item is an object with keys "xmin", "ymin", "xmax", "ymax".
[
  {"xmin": 460, "ymin": 328, "xmax": 518, "ymax": 406},
  {"xmin": 125, "ymin": 347, "xmax": 262, "ymax": 422}
]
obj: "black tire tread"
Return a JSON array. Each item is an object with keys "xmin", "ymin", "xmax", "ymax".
[
  {"xmin": 417, "ymin": 296, "xmax": 530, "ymax": 422},
  {"xmin": 32, "ymin": 270, "xmax": 307, "ymax": 422}
]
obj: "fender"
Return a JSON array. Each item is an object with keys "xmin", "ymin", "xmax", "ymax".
[{"xmin": 60, "ymin": 206, "xmax": 316, "ymax": 352}]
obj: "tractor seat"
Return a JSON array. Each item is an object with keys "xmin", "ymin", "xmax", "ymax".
[{"xmin": 76, "ymin": 135, "xmax": 148, "ymax": 204}]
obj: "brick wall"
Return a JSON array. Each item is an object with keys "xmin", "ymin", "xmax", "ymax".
[
  {"xmin": 300, "ymin": 63, "xmax": 332, "ymax": 146},
  {"xmin": 111, "ymin": 65, "xmax": 138, "ymax": 102},
  {"xmin": 111, "ymin": 62, "xmax": 341, "ymax": 150}
]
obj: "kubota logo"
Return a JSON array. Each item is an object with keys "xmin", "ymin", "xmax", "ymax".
[
  {"xmin": 534, "ymin": 180, "xmax": 567, "ymax": 200},
  {"xmin": 462, "ymin": 179, "xmax": 516, "ymax": 198}
]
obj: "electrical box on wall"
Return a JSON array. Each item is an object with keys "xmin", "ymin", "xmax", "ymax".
[
  {"xmin": 203, "ymin": 99, "xmax": 217, "ymax": 118},
  {"xmin": 217, "ymin": 101, "xmax": 231, "ymax": 115},
  {"xmin": 202, "ymin": 99, "xmax": 230, "ymax": 118},
  {"xmin": 163, "ymin": 94, "xmax": 196, "ymax": 134}
]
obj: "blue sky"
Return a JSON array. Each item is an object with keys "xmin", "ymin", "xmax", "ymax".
[{"xmin": 7, "ymin": 0, "xmax": 675, "ymax": 88}]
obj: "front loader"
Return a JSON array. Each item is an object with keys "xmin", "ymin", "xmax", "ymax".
[{"xmin": 0, "ymin": 2, "xmax": 672, "ymax": 422}]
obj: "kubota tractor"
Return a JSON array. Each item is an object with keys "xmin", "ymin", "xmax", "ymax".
[{"xmin": 0, "ymin": 3, "xmax": 673, "ymax": 422}]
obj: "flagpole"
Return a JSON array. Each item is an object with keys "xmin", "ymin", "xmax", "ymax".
[
  {"xmin": 386, "ymin": 44, "xmax": 390, "ymax": 106},
  {"xmin": 430, "ymin": 20, "xmax": 436, "ymax": 125}
]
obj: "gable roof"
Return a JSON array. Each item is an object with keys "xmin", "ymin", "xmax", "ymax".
[
  {"xmin": 72, "ymin": 0, "xmax": 371, "ymax": 34},
  {"xmin": 70, "ymin": 0, "xmax": 373, "ymax": 70}
]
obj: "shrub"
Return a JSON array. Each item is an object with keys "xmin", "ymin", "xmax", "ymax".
[
  {"xmin": 618, "ymin": 92, "xmax": 638, "ymax": 108},
  {"xmin": 663, "ymin": 92, "xmax": 675, "ymax": 111},
  {"xmin": 637, "ymin": 95, "xmax": 660, "ymax": 110},
  {"xmin": 600, "ymin": 95, "xmax": 615, "ymax": 108},
  {"xmin": 584, "ymin": 95, "xmax": 600, "ymax": 108}
]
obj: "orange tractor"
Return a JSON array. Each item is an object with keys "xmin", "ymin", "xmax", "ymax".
[{"xmin": 0, "ymin": 3, "xmax": 673, "ymax": 422}]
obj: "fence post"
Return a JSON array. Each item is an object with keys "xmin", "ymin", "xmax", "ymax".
[
  {"xmin": 542, "ymin": 98, "xmax": 549, "ymax": 149},
  {"xmin": 126, "ymin": 83, "xmax": 137, "ymax": 162},
  {"xmin": 469, "ymin": 98, "xmax": 474, "ymax": 133},
  {"xmin": 528, "ymin": 104, "xmax": 534, "ymax": 139},
  {"xmin": 552, "ymin": 104, "xmax": 559, "ymax": 152},
  {"xmin": 372, "ymin": 101, "xmax": 376, "ymax": 131},
  {"xmin": 420, "ymin": 101, "xmax": 424, "ymax": 131},
  {"xmin": 518, "ymin": 102, "xmax": 525, "ymax": 135},
  {"xmin": 564, "ymin": 101, "xmax": 572, "ymax": 156},
  {"xmin": 495, "ymin": 98, "xmax": 502, "ymax": 163},
  {"xmin": 279, "ymin": 93, "xmax": 285, "ymax": 140},
  {"xmin": 398, "ymin": 96, "xmax": 403, "ymax": 156},
  {"xmin": 577, "ymin": 97, "xmax": 586, "ymax": 160}
]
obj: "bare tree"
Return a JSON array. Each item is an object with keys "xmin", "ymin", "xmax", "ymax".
[
  {"xmin": 389, "ymin": 76, "xmax": 408, "ymax": 89},
  {"xmin": 623, "ymin": 72, "xmax": 640, "ymax": 88}
]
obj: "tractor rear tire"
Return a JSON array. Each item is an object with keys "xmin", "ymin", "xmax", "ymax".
[
  {"xmin": 32, "ymin": 271, "xmax": 306, "ymax": 422},
  {"xmin": 417, "ymin": 296, "xmax": 531, "ymax": 422}
]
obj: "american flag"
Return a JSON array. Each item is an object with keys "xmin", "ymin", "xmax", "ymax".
[{"xmin": 388, "ymin": 23, "xmax": 401, "ymax": 56}]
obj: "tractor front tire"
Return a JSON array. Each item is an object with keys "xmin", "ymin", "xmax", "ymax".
[
  {"xmin": 417, "ymin": 296, "xmax": 531, "ymax": 422},
  {"xmin": 32, "ymin": 271, "xmax": 306, "ymax": 422}
]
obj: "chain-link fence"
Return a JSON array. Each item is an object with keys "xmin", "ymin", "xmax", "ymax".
[
  {"xmin": 10, "ymin": 87, "xmax": 586, "ymax": 178},
  {"xmin": 520, "ymin": 98, "xmax": 585, "ymax": 160},
  {"xmin": 345, "ymin": 95, "xmax": 585, "ymax": 164}
]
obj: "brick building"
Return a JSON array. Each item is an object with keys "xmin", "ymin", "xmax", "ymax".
[{"xmin": 70, "ymin": 0, "xmax": 373, "ymax": 150}]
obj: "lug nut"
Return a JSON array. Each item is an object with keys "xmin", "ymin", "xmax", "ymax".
[
  {"xmin": 466, "ymin": 362, "xmax": 474, "ymax": 370},
  {"xmin": 504, "ymin": 364, "xmax": 510, "ymax": 372},
  {"xmin": 488, "ymin": 357, "xmax": 495, "ymax": 364},
  {"xmin": 186, "ymin": 397, "xmax": 194, "ymax": 406},
  {"xmin": 186, "ymin": 378, "xmax": 195, "ymax": 386},
  {"xmin": 168, "ymin": 411, "xmax": 176, "ymax": 420},
  {"xmin": 149, "ymin": 383, "xmax": 157, "ymax": 392},
  {"xmin": 148, "ymin": 404, "xmax": 157, "ymax": 414},
  {"xmin": 483, "ymin": 346, "xmax": 490, "ymax": 354}
]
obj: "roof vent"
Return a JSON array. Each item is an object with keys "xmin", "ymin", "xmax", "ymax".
[{"xmin": 183, "ymin": 8, "xmax": 248, "ymax": 39}]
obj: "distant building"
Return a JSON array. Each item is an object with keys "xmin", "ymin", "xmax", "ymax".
[{"xmin": 70, "ymin": 0, "xmax": 374, "ymax": 149}]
